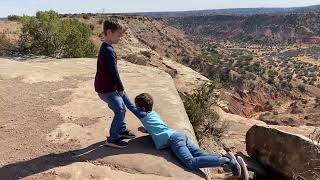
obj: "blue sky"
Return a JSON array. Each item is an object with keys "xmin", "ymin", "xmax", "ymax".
[{"xmin": 1, "ymin": 0, "xmax": 320, "ymax": 17}]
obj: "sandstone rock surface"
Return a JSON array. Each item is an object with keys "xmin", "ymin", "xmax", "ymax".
[{"xmin": 0, "ymin": 58, "xmax": 205, "ymax": 179}]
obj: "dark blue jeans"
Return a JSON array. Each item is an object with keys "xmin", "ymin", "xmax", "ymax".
[
  {"xmin": 168, "ymin": 132, "xmax": 222, "ymax": 170},
  {"xmin": 98, "ymin": 91, "xmax": 127, "ymax": 140}
]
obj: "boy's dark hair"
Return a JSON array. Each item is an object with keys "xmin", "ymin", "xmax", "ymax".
[
  {"xmin": 103, "ymin": 19, "xmax": 125, "ymax": 34},
  {"xmin": 135, "ymin": 93, "xmax": 153, "ymax": 112}
]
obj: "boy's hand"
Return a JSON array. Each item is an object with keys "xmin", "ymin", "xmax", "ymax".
[
  {"xmin": 138, "ymin": 126, "xmax": 148, "ymax": 134},
  {"xmin": 118, "ymin": 91, "xmax": 125, "ymax": 96}
]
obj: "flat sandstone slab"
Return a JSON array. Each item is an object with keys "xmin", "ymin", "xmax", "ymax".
[{"xmin": 0, "ymin": 58, "xmax": 205, "ymax": 179}]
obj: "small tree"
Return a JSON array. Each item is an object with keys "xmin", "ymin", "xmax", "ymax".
[
  {"xmin": 81, "ymin": 13, "xmax": 90, "ymax": 20},
  {"xmin": 181, "ymin": 79, "xmax": 228, "ymax": 140},
  {"xmin": 19, "ymin": 10, "xmax": 97, "ymax": 58},
  {"xmin": 7, "ymin": 15, "xmax": 21, "ymax": 21}
]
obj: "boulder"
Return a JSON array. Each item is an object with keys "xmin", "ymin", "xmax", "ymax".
[{"xmin": 246, "ymin": 125, "xmax": 320, "ymax": 179}]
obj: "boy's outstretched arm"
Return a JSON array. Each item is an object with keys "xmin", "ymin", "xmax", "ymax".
[{"xmin": 122, "ymin": 95, "xmax": 146, "ymax": 119}]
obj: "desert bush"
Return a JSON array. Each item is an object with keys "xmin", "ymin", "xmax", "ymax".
[
  {"xmin": 7, "ymin": 15, "xmax": 21, "ymax": 21},
  {"xmin": 0, "ymin": 34, "xmax": 10, "ymax": 48},
  {"xmin": 89, "ymin": 24, "xmax": 95, "ymax": 31},
  {"xmin": 150, "ymin": 45, "xmax": 157, "ymax": 50},
  {"xmin": 181, "ymin": 79, "xmax": 229, "ymax": 140},
  {"xmin": 238, "ymin": 54, "xmax": 253, "ymax": 62},
  {"xmin": 267, "ymin": 69, "xmax": 278, "ymax": 79},
  {"xmin": 246, "ymin": 62, "xmax": 262, "ymax": 74},
  {"xmin": 19, "ymin": 10, "xmax": 97, "ymax": 58},
  {"xmin": 265, "ymin": 100, "xmax": 274, "ymax": 110},
  {"xmin": 81, "ymin": 13, "xmax": 90, "ymax": 20},
  {"xmin": 310, "ymin": 128, "xmax": 320, "ymax": 144},
  {"xmin": 280, "ymin": 81, "xmax": 293, "ymax": 91},
  {"xmin": 98, "ymin": 19, "xmax": 103, "ymax": 24},
  {"xmin": 140, "ymin": 50, "xmax": 152, "ymax": 58},
  {"xmin": 247, "ymin": 81, "xmax": 256, "ymax": 92},
  {"xmin": 124, "ymin": 53, "xmax": 148, "ymax": 65},
  {"xmin": 301, "ymin": 99, "xmax": 308, "ymax": 104},
  {"xmin": 286, "ymin": 74, "xmax": 293, "ymax": 81},
  {"xmin": 0, "ymin": 34, "xmax": 15, "ymax": 54},
  {"xmin": 258, "ymin": 112, "xmax": 272, "ymax": 122},
  {"xmin": 298, "ymin": 84, "xmax": 306, "ymax": 92}
]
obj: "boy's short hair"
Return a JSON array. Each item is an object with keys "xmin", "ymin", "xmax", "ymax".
[
  {"xmin": 135, "ymin": 93, "xmax": 153, "ymax": 112},
  {"xmin": 103, "ymin": 19, "xmax": 126, "ymax": 34}
]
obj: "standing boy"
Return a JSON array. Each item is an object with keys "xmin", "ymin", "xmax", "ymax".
[{"xmin": 95, "ymin": 20, "xmax": 135, "ymax": 149}]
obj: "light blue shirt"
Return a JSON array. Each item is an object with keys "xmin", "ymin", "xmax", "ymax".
[{"xmin": 123, "ymin": 95, "xmax": 176, "ymax": 150}]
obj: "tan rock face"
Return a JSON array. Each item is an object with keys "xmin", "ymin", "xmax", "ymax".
[
  {"xmin": 0, "ymin": 58, "xmax": 205, "ymax": 179},
  {"xmin": 246, "ymin": 125, "xmax": 320, "ymax": 179},
  {"xmin": 32, "ymin": 162, "xmax": 185, "ymax": 180}
]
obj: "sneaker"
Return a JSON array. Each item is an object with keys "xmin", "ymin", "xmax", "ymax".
[
  {"xmin": 223, "ymin": 152, "xmax": 241, "ymax": 177},
  {"xmin": 119, "ymin": 130, "xmax": 136, "ymax": 139},
  {"xmin": 237, "ymin": 156, "xmax": 249, "ymax": 180},
  {"xmin": 105, "ymin": 137, "xmax": 128, "ymax": 149}
]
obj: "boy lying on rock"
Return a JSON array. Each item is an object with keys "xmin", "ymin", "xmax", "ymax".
[{"xmin": 121, "ymin": 92, "xmax": 246, "ymax": 178}]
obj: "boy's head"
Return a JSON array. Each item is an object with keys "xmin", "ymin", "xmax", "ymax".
[
  {"xmin": 135, "ymin": 93, "xmax": 153, "ymax": 112},
  {"xmin": 103, "ymin": 19, "xmax": 126, "ymax": 44}
]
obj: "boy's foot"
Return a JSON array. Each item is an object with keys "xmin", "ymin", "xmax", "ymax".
[
  {"xmin": 105, "ymin": 137, "xmax": 128, "ymax": 149},
  {"xmin": 237, "ymin": 156, "xmax": 249, "ymax": 180},
  {"xmin": 119, "ymin": 130, "xmax": 136, "ymax": 139},
  {"xmin": 223, "ymin": 152, "xmax": 241, "ymax": 177}
]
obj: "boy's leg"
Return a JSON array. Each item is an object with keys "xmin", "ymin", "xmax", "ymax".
[
  {"xmin": 169, "ymin": 133, "xmax": 222, "ymax": 170},
  {"xmin": 99, "ymin": 92, "xmax": 127, "ymax": 140},
  {"xmin": 186, "ymin": 137, "xmax": 220, "ymax": 157}
]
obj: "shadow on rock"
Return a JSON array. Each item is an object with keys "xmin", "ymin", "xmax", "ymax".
[{"xmin": 0, "ymin": 135, "xmax": 206, "ymax": 179}]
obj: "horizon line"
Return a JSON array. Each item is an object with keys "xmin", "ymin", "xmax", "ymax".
[{"xmin": 1, "ymin": 4, "xmax": 319, "ymax": 18}]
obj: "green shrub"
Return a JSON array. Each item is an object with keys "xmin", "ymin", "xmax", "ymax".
[
  {"xmin": 19, "ymin": 10, "xmax": 97, "ymax": 58},
  {"xmin": 181, "ymin": 80, "xmax": 228, "ymax": 140},
  {"xmin": 265, "ymin": 100, "xmax": 274, "ymax": 110},
  {"xmin": 238, "ymin": 55, "xmax": 253, "ymax": 62},
  {"xmin": 140, "ymin": 50, "xmax": 152, "ymax": 58},
  {"xmin": 7, "ymin": 15, "xmax": 21, "ymax": 21},
  {"xmin": 0, "ymin": 34, "xmax": 15, "ymax": 54},
  {"xmin": 0, "ymin": 34, "xmax": 10, "ymax": 48},
  {"xmin": 298, "ymin": 84, "xmax": 306, "ymax": 92},
  {"xmin": 267, "ymin": 69, "xmax": 278, "ymax": 79},
  {"xmin": 124, "ymin": 53, "xmax": 148, "ymax": 65},
  {"xmin": 81, "ymin": 13, "xmax": 90, "ymax": 20},
  {"xmin": 98, "ymin": 19, "xmax": 104, "ymax": 24},
  {"xmin": 89, "ymin": 24, "xmax": 95, "ymax": 31},
  {"xmin": 150, "ymin": 45, "xmax": 157, "ymax": 50},
  {"xmin": 247, "ymin": 62, "xmax": 262, "ymax": 74}
]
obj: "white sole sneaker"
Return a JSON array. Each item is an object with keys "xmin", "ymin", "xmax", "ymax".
[
  {"xmin": 226, "ymin": 152, "xmax": 242, "ymax": 177},
  {"xmin": 237, "ymin": 156, "xmax": 249, "ymax": 180},
  {"xmin": 104, "ymin": 139, "xmax": 128, "ymax": 149}
]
